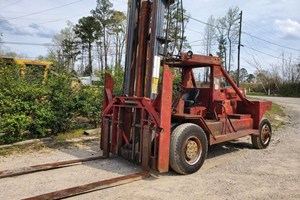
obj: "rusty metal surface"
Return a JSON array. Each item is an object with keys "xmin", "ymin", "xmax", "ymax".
[
  {"xmin": 157, "ymin": 65, "xmax": 173, "ymax": 173},
  {"xmin": 217, "ymin": 65, "xmax": 252, "ymax": 106},
  {"xmin": 168, "ymin": 52, "xmax": 272, "ymax": 148},
  {"xmin": 102, "ymin": 118, "xmax": 110, "ymax": 158},
  {"xmin": 142, "ymin": 126, "xmax": 151, "ymax": 171},
  {"xmin": 0, "ymin": 156, "xmax": 104, "ymax": 179},
  {"xmin": 101, "ymin": 73, "xmax": 114, "ymax": 151},
  {"xmin": 101, "ymin": 95, "xmax": 162, "ymax": 171},
  {"xmin": 246, "ymin": 100, "xmax": 272, "ymax": 129},
  {"xmin": 136, "ymin": 1, "xmax": 152, "ymax": 97},
  {"xmin": 167, "ymin": 53, "xmax": 222, "ymax": 67},
  {"xmin": 210, "ymin": 129, "xmax": 259, "ymax": 145},
  {"xmin": 124, "ymin": 0, "xmax": 139, "ymax": 96},
  {"xmin": 22, "ymin": 172, "xmax": 150, "ymax": 200}
]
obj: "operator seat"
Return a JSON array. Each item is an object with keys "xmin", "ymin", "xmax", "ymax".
[{"xmin": 182, "ymin": 88, "xmax": 199, "ymax": 107}]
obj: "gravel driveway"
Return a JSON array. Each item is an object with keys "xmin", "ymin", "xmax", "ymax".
[{"xmin": 0, "ymin": 96, "xmax": 299, "ymax": 200}]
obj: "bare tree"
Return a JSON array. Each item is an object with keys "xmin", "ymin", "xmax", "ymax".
[
  {"xmin": 49, "ymin": 21, "xmax": 80, "ymax": 71},
  {"xmin": 203, "ymin": 15, "xmax": 216, "ymax": 56},
  {"xmin": 280, "ymin": 52, "xmax": 300, "ymax": 83},
  {"xmin": 202, "ymin": 15, "xmax": 216, "ymax": 82},
  {"xmin": 111, "ymin": 11, "xmax": 127, "ymax": 68},
  {"xmin": 245, "ymin": 56, "xmax": 269, "ymax": 94},
  {"xmin": 217, "ymin": 7, "xmax": 240, "ymax": 72}
]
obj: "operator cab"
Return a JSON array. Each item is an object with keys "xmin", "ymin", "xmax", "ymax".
[
  {"xmin": 170, "ymin": 54, "xmax": 244, "ymax": 121},
  {"xmin": 182, "ymin": 88, "xmax": 199, "ymax": 107}
]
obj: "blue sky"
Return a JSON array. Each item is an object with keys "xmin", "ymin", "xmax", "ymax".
[{"xmin": 0, "ymin": 0, "xmax": 299, "ymax": 73}]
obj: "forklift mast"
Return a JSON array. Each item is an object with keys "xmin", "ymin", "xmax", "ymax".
[
  {"xmin": 101, "ymin": 0, "xmax": 174, "ymax": 173},
  {"xmin": 123, "ymin": 0, "xmax": 172, "ymax": 98}
]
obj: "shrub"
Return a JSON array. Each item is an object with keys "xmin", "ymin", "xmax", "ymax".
[
  {"xmin": 0, "ymin": 62, "xmax": 100, "ymax": 144},
  {"xmin": 278, "ymin": 83, "xmax": 300, "ymax": 97},
  {"xmin": 75, "ymin": 86, "xmax": 102, "ymax": 127},
  {"xmin": 99, "ymin": 67, "xmax": 124, "ymax": 96},
  {"xmin": 0, "ymin": 61, "xmax": 131, "ymax": 144}
]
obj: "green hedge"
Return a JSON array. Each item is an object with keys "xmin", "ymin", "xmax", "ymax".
[
  {"xmin": 242, "ymin": 82, "xmax": 300, "ymax": 97},
  {"xmin": 278, "ymin": 83, "xmax": 300, "ymax": 97},
  {"xmin": 0, "ymin": 62, "xmax": 102, "ymax": 144}
]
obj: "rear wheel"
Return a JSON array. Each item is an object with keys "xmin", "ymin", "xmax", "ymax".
[
  {"xmin": 251, "ymin": 118, "xmax": 272, "ymax": 149},
  {"xmin": 170, "ymin": 123, "xmax": 208, "ymax": 174}
]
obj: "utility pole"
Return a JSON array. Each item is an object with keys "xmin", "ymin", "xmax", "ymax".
[{"xmin": 237, "ymin": 11, "xmax": 243, "ymax": 87}]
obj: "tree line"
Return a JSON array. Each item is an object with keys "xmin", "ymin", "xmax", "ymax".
[
  {"xmin": 200, "ymin": 6, "xmax": 300, "ymax": 95},
  {"xmin": 41, "ymin": 0, "xmax": 126, "ymax": 76},
  {"xmin": 1, "ymin": 1, "xmax": 299, "ymax": 96}
]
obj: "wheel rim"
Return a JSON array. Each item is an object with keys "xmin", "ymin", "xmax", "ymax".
[
  {"xmin": 183, "ymin": 136, "xmax": 202, "ymax": 165},
  {"xmin": 261, "ymin": 124, "xmax": 271, "ymax": 145}
]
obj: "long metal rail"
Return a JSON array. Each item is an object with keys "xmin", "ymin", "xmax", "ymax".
[
  {"xmin": 1, "ymin": 156, "xmax": 150, "ymax": 199},
  {"xmin": 0, "ymin": 156, "xmax": 105, "ymax": 179},
  {"xmin": 22, "ymin": 172, "xmax": 150, "ymax": 200}
]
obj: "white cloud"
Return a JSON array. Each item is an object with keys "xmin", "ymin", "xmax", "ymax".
[{"xmin": 274, "ymin": 19, "xmax": 300, "ymax": 39}]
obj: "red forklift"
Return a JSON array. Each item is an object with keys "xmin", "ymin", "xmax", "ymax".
[
  {"xmin": 100, "ymin": 0, "xmax": 272, "ymax": 174},
  {"xmin": 0, "ymin": 1, "xmax": 273, "ymax": 199}
]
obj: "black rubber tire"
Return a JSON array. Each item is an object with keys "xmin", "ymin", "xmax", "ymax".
[
  {"xmin": 251, "ymin": 118, "xmax": 272, "ymax": 149},
  {"xmin": 170, "ymin": 123, "xmax": 208, "ymax": 175}
]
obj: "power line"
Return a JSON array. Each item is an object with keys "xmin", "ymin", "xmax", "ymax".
[
  {"xmin": 0, "ymin": 41, "xmax": 119, "ymax": 49},
  {"xmin": 0, "ymin": 41, "xmax": 57, "ymax": 46},
  {"xmin": 0, "ymin": 13, "xmax": 87, "ymax": 35},
  {"xmin": 243, "ymin": 21, "xmax": 293, "ymax": 49},
  {"xmin": 242, "ymin": 32, "xmax": 300, "ymax": 52},
  {"xmin": 243, "ymin": 38, "xmax": 268, "ymax": 66},
  {"xmin": 243, "ymin": 45, "xmax": 280, "ymax": 59},
  {"xmin": 1, "ymin": 0, "xmax": 83, "ymax": 22},
  {"xmin": 190, "ymin": 43, "xmax": 219, "ymax": 47},
  {"xmin": 0, "ymin": 10, "xmax": 79, "ymax": 16},
  {"xmin": 240, "ymin": 57, "xmax": 261, "ymax": 71},
  {"xmin": 185, "ymin": 27, "xmax": 205, "ymax": 36},
  {"xmin": 189, "ymin": 39, "xmax": 205, "ymax": 43},
  {"xmin": 0, "ymin": 0, "xmax": 22, "ymax": 10},
  {"xmin": 184, "ymin": 14, "xmax": 220, "ymax": 29},
  {"xmin": 0, "ymin": 14, "xmax": 83, "ymax": 22},
  {"xmin": 185, "ymin": 15, "xmax": 289, "ymax": 62},
  {"xmin": 184, "ymin": 13, "xmax": 300, "ymax": 52}
]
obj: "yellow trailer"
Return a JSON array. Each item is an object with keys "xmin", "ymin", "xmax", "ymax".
[{"xmin": 0, "ymin": 57, "xmax": 53, "ymax": 83}]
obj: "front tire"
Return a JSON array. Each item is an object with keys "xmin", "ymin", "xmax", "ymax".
[
  {"xmin": 170, "ymin": 123, "xmax": 208, "ymax": 174},
  {"xmin": 251, "ymin": 118, "xmax": 272, "ymax": 149}
]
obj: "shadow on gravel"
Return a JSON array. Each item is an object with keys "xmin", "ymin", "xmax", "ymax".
[
  {"xmin": 4, "ymin": 137, "xmax": 254, "ymax": 178},
  {"xmin": 50, "ymin": 138, "xmax": 255, "ymax": 176},
  {"xmin": 207, "ymin": 140, "xmax": 253, "ymax": 159},
  {"xmin": 147, "ymin": 139, "xmax": 256, "ymax": 178},
  {"xmin": 44, "ymin": 140, "xmax": 140, "ymax": 176}
]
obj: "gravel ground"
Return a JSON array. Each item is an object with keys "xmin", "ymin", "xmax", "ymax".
[{"xmin": 0, "ymin": 96, "xmax": 299, "ymax": 200}]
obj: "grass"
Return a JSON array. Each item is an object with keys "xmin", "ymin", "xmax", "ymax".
[
  {"xmin": 0, "ymin": 128, "xmax": 97, "ymax": 157},
  {"xmin": 56, "ymin": 129, "xmax": 87, "ymax": 141},
  {"xmin": 0, "ymin": 142, "xmax": 46, "ymax": 156},
  {"xmin": 265, "ymin": 103, "xmax": 287, "ymax": 131},
  {"xmin": 247, "ymin": 96, "xmax": 287, "ymax": 131},
  {"xmin": 248, "ymin": 92, "xmax": 267, "ymax": 96}
]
